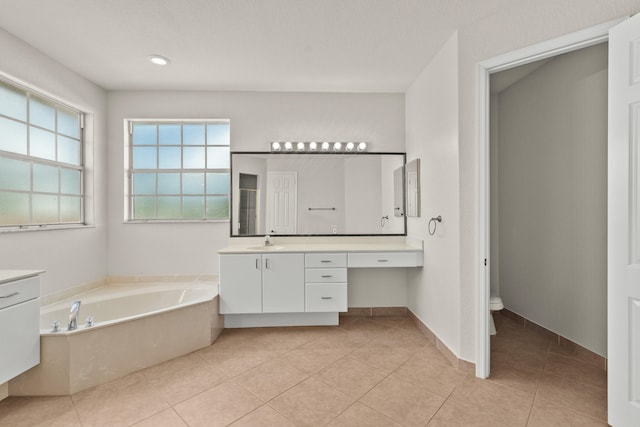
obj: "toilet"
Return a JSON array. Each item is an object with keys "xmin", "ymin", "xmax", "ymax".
[{"xmin": 490, "ymin": 295, "xmax": 504, "ymax": 335}]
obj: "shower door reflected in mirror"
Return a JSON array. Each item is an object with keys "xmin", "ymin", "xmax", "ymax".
[{"xmin": 238, "ymin": 173, "xmax": 258, "ymax": 235}]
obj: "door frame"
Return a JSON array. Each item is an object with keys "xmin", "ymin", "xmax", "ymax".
[{"xmin": 475, "ymin": 18, "xmax": 624, "ymax": 379}]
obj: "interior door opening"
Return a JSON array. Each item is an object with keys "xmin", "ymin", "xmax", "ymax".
[{"xmin": 488, "ymin": 42, "xmax": 608, "ymax": 365}]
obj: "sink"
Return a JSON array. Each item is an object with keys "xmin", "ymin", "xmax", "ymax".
[{"xmin": 245, "ymin": 245, "xmax": 285, "ymax": 251}]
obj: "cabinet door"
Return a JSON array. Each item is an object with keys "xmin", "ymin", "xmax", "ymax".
[
  {"xmin": 220, "ymin": 254, "xmax": 262, "ymax": 314},
  {"xmin": 0, "ymin": 298, "xmax": 40, "ymax": 384},
  {"xmin": 263, "ymin": 253, "xmax": 304, "ymax": 313}
]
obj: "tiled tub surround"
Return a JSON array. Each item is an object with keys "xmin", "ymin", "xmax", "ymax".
[{"xmin": 9, "ymin": 282, "xmax": 222, "ymax": 396}]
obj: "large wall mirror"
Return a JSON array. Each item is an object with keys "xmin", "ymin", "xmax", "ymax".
[{"xmin": 231, "ymin": 152, "xmax": 406, "ymax": 236}]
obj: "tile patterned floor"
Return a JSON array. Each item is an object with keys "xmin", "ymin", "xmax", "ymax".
[{"xmin": 0, "ymin": 312, "xmax": 608, "ymax": 426}]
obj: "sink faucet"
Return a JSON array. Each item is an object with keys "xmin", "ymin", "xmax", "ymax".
[
  {"xmin": 68, "ymin": 300, "xmax": 81, "ymax": 331},
  {"xmin": 264, "ymin": 235, "xmax": 272, "ymax": 246}
]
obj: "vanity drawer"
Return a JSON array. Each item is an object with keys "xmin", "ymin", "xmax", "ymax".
[
  {"xmin": 0, "ymin": 276, "xmax": 39, "ymax": 310},
  {"xmin": 305, "ymin": 268, "xmax": 347, "ymax": 283},
  {"xmin": 305, "ymin": 253, "xmax": 347, "ymax": 268},
  {"xmin": 348, "ymin": 252, "xmax": 423, "ymax": 268},
  {"xmin": 305, "ymin": 283, "xmax": 347, "ymax": 312}
]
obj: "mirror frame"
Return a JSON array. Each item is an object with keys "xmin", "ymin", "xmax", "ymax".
[{"xmin": 229, "ymin": 151, "xmax": 407, "ymax": 237}]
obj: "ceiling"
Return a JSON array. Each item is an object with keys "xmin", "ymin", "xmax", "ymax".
[{"xmin": 0, "ymin": 0, "xmax": 518, "ymax": 92}]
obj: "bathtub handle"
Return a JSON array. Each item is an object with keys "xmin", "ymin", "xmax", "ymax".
[{"xmin": 0, "ymin": 292, "xmax": 18, "ymax": 299}]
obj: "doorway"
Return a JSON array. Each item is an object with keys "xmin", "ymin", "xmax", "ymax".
[{"xmin": 476, "ymin": 20, "xmax": 621, "ymax": 379}]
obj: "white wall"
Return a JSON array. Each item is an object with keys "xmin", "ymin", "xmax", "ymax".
[
  {"xmin": 345, "ymin": 156, "xmax": 381, "ymax": 234},
  {"xmin": 0, "ymin": 29, "xmax": 108, "ymax": 297},
  {"xmin": 268, "ymin": 156, "xmax": 346, "ymax": 234},
  {"xmin": 494, "ymin": 44, "xmax": 608, "ymax": 355},
  {"xmin": 456, "ymin": 0, "xmax": 640, "ymax": 361},
  {"xmin": 405, "ymin": 33, "xmax": 462, "ymax": 356},
  {"xmin": 107, "ymin": 91, "xmax": 404, "ymax": 275}
]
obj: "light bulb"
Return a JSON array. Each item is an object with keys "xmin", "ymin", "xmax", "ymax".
[
  {"xmin": 309, "ymin": 142, "xmax": 318, "ymax": 151},
  {"xmin": 284, "ymin": 141, "xmax": 293, "ymax": 151},
  {"xmin": 149, "ymin": 54, "xmax": 171, "ymax": 65},
  {"xmin": 297, "ymin": 142, "xmax": 305, "ymax": 151},
  {"xmin": 333, "ymin": 142, "xmax": 342, "ymax": 151},
  {"xmin": 357, "ymin": 142, "xmax": 367, "ymax": 151},
  {"xmin": 321, "ymin": 142, "xmax": 330, "ymax": 151},
  {"xmin": 271, "ymin": 142, "xmax": 281, "ymax": 151},
  {"xmin": 345, "ymin": 142, "xmax": 355, "ymax": 151}
]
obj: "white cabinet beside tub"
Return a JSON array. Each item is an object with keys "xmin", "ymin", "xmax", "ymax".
[{"xmin": 0, "ymin": 272, "xmax": 42, "ymax": 385}]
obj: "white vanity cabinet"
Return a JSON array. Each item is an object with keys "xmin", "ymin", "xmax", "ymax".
[
  {"xmin": 0, "ymin": 272, "xmax": 41, "ymax": 385},
  {"xmin": 304, "ymin": 253, "xmax": 347, "ymax": 312},
  {"xmin": 219, "ymin": 253, "xmax": 304, "ymax": 314}
]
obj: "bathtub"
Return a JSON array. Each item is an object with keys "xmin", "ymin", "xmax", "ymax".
[{"xmin": 9, "ymin": 282, "xmax": 223, "ymax": 396}]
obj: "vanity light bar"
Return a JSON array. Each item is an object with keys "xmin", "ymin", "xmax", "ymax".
[{"xmin": 270, "ymin": 141, "xmax": 368, "ymax": 153}]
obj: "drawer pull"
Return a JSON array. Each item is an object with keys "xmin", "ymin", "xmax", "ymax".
[
  {"xmin": 377, "ymin": 259, "xmax": 389, "ymax": 262},
  {"xmin": 321, "ymin": 296, "xmax": 333, "ymax": 300},
  {"xmin": 321, "ymin": 275, "xmax": 333, "ymax": 278},
  {"xmin": 320, "ymin": 260, "xmax": 332, "ymax": 263},
  {"xmin": 0, "ymin": 291, "xmax": 18, "ymax": 299}
]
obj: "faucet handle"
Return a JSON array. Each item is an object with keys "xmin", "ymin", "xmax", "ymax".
[
  {"xmin": 51, "ymin": 321, "xmax": 59, "ymax": 332},
  {"xmin": 85, "ymin": 316, "xmax": 94, "ymax": 327}
]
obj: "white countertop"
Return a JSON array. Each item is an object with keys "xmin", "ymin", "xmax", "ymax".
[
  {"xmin": 0, "ymin": 270, "xmax": 44, "ymax": 285},
  {"xmin": 218, "ymin": 239, "xmax": 423, "ymax": 254}
]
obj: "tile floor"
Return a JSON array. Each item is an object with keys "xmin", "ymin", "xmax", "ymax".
[{"xmin": 0, "ymin": 312, "xmax": 608, "ymax": 426}]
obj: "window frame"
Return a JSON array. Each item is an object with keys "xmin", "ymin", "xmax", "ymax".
[
  {"xmin": 0, "ymin": 77, "xmax": 85, "ymax": 231},
  {"xmin": 126, "ymin": 119, "xmax": 231, "ymax": 223}
]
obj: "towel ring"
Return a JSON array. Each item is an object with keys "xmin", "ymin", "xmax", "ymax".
[
  {"xmin": 428, "ymin": 215, "xmax": 442, "ymax": 235},
  {"xmin": 380, "ymin": 215, "xmax": 389, "ymax": 228}
]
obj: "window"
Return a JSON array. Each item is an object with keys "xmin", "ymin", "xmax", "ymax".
[
  {"xmin": 0, "ymin": 79, "xmax": 84, "ymax": 228},
  {"xmin": 128, "ymin": 120, "xmax": 230, "ymax": 221}
]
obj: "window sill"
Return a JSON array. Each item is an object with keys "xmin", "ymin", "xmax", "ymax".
[
  {"xmin": 124, "ymin": 219, "xmax": 230, "ymax": 224},
  {"xmin": 0, "ymin": 224, "xmax": 95, "ymax": 234}
]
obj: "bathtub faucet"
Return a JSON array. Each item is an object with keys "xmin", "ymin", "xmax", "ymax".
[{"xmin": 68, "ymin": 300, "xmax": 81, "ymax": 331}]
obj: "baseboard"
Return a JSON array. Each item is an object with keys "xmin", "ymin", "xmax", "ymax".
[
  {"xmin": 341, "ymin": 307, "xmax": 408, "ymax": 317},
  {"xmin": 407, "ymin": 309, "xmax": 475, "ymax": 375},
  {"xmin": 0, "ymin": 382, "xmax": 7, "ymax": 401},
  {"xmin": 501, "ymin": 308, "xmax": 607, "ymax": 371}
]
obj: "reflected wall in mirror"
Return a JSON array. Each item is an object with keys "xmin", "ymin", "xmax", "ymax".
[
  {"xmin": 393, "ymin": 166, "xmax": 405, "ymax": 217},
  {"xmin": 231, "ymin": 152, "xmax": 406, "ymax": 236},
  {"xmin": 405, "ymin": 158, "xmax": 421, "ymax": 217}
]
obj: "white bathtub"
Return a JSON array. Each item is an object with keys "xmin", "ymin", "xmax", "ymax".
[
  {"xmin": 9, "ymin": 282, "xmax": 223, "ymax": 396},
  {"xmin": 40, "ymin": 282, "xmax": 217, "ymax": 334}
]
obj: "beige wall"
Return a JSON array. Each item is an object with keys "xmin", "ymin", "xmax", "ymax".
[
  {"xmin": 493, "ymin": 44, "xmax": 608, "ymax": 355},
  {"xmin": 0, "ymin": 29, "xmax": 108, "ymax": 297},
  {"xmin": 107, "ymin": 91, "xmax": 405, "ymax": 276},
  {"xmin": 406, "ymin": 33, "xmax": 461, "ymax": 356}
]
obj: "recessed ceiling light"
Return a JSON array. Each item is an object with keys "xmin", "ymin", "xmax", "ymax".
[{"xmin": 149, "ymin": 54, "xmax": 171, "ymax": 65}]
